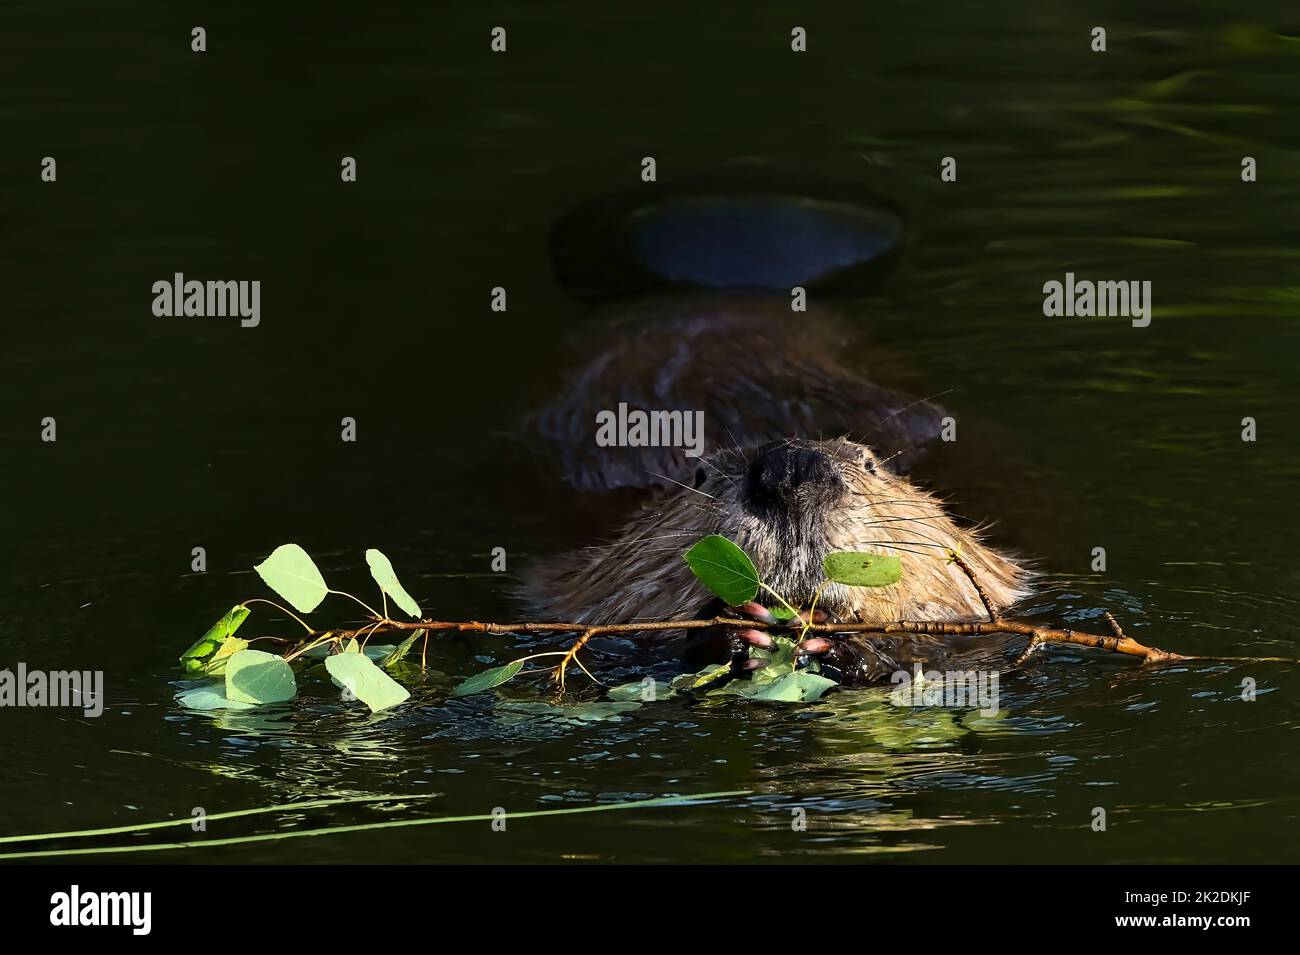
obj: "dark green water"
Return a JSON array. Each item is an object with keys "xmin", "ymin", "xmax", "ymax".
[{"xmin": 2, "ymin": 1, "xmax": 1298, "ymax": 863}]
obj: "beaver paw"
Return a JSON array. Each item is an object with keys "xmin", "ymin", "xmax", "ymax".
[
  {"xmin": 794, "ymin": 635, "xmax": 895, "ymax": 687},
  {"xmin": 682, "ymin": 620, "xmax": 759, "ymax": 671},
  {"xmin": 727, "ymin": 602, "xmax": 837, "ymax": 628},
  {"xmin": 688, "ymin": 602, "xmax": 887, "ymax": 684}
]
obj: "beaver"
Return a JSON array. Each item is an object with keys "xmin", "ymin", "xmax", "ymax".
[
  {"xmin": 523, "ymin": 173, "xmax": 1031, "ymax": 685},
  {"xmin": 523, "ymin": 436, "xmax": 1032, "ymax": 686}
]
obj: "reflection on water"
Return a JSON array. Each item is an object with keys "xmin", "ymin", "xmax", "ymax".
[{"xmin": 2, "ymin": 1, "xmax": 1299, "ymax": 862}]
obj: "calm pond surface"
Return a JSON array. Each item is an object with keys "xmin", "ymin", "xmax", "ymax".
[{"xmin": 2, "ymin": 1, "xmax": 1298, "ymax": 863}]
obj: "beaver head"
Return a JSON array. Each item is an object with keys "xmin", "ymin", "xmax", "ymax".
[{"xmin": 523, "ymin": 437, "xmax": 1031, "ymax": 629}]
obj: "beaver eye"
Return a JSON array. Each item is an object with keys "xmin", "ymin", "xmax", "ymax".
[{"xmin": 693, "ymin": 466, "xmax": 708, "ymax": 489}]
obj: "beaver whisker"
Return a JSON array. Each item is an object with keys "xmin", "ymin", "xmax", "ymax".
[
  {"xmin": 852, "ymin": 511, "xmax": 946, "ymax": 527},
  {"xmin": 718, "ymin": 423, "xmax": 753, "ymax": 469},
  {"xmin": 854, "ymin": 534, "xmax": 950, "ymax": 548},
  {"xmin": 845, "ymin": 544, "xmax": 943, "ymax": 561},
  {"xmin": 854, "ymin": 539, "xmax": 952, "ymax": 554},
  {"xmin": 672, "ymin": 502, "xmax": 723, "ymax": 519},
  {"xmin": 857, "ymin": 388, "xmax": 954, "ymax": 440},
  {"xmin": 641, "ymin": 469, "xmax": 719, "ymax": 500},
  {"xmin": 641, "ymin": 493, "xmax": 721, "ymax": 513},
  {"xmin": 853, "ymin": 494, "xmax": 984, "ymax": 529},
  {"xmin": 854, "ymin": 512, "xmax": 953, "ymax": 538},
  {"xmin": 852, "ymin": 492, "xmax": 953, "ymax": 509},
  {"xmin": 855, "ymin": 497, "xmax": 946, "ymax": 508},
  {"xmin": 850, "ymin": 494, "xmax": 951, "ymax": 512},
  {"xmin": 677, "ymin": 497, "xmax": 724, "ymax": 511},
  {"xmin": 631, "ymin": 547, "xmax": 710, "ymax": 560},
  {"xmin": 693, "ymin": 454, "xmax": 737, "ymax": 485},
  {"xmin": 858, "ymin": 512, "xmax": 948, "ymax": 527},
  {"xmin": 574, "ymin": 531, "xmax": 704, "ymax": 553},
  {"xmin": 859, "ymin": 525, "xmax": 954, "ymax": 552}
]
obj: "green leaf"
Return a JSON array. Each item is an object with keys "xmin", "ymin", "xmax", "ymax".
[
  {"xmin": 301, "ymin": 641, "xmax": 396, "ymax": 662},
  {"xmin": 381, "ymin": 631, "xmax": 423, "ymax": 669},
  {"xmin": 749, "ymin": 670, "xmax": 838, "ymax": 702},
  {"xmin": 683, "ymin": 535, "xmax": 760, "ymax": 605},
  {"xmin": 175, "ymin": 683, "xmax": 257, "ymax": 710},
  {"xmin": 751, "ymin": 636, "xmax": 798, "ymax": 667},
  {"xmin": 365, "ymin": 549, "xmax": 422, "ymax": 619},
  {"xmin": 607, "ymin": 678, "xmax": 677, "ymax": 702},
  {"xmin": 710, "ymin": 670, "xmax": 837, "ymax": 703},
  {"xmin": 180, "ymin": 605, "xmax": 250, "ymax": 673},
  {"xmin": 325, "ymin": 653, "xmax": 411, "ymax": 712},
  {"xmin": 823, "ymin": 552, "xmax": 902, "ymax": 587},
  {"xmin": 770, "ymin": 605, "xmax": 798, "ymax": 621},
  {"xmin": 201, "ymin": 637, "xmax": 249, "ymax": 677},
  {"xmin": 451, "ymin": 660, "xmax": 525, "ymax": 697},
  {"xmin": 671, "ymin": 663, "xmax": 730, "ymax": 691},
  {"xmin": 747, "ymin": 660, "xmax": 782, "ymax": 685},
  {"xmin": 253, "ymin": 544, "xmax": 329, "ymax": 613},
  {"xmin": 225, "ymin": 649, "xmax": 298, "ymax": 705}
]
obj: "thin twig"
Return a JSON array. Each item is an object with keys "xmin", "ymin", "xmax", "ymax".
[
  {"xmin": 949, "ymin": 551, "xmax": 996, "ymax": 622},
  {"xmin": 553, "ymin": 629, "xmax": 596, "ymax": 692},
  {"xmin": 239, "ymin": 598, "xmax": 314, "ymax": 635}
]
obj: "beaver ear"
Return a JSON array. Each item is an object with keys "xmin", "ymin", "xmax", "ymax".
[{"xmin": 692, "ymin": 464, "xmax": 709, "ymax": 489}]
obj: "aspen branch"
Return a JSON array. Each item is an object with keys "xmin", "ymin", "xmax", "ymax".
[
  {"xmin": 265, "ymin": 551, "xmax": 1294, "ymax": 674},
  {"xmin": 283, "ymin": 611, "xmax": 1291, "ymax": 666}
]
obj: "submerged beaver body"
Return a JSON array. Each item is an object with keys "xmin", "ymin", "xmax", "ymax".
[{"xmin": 523, "ymin": 297, "xmax": 945, "ymax": 493}]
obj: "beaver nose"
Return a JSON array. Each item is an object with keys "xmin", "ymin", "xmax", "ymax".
[{"xmin": 745, "ymin": 443, "xmax": 843, "ymax": 514}]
